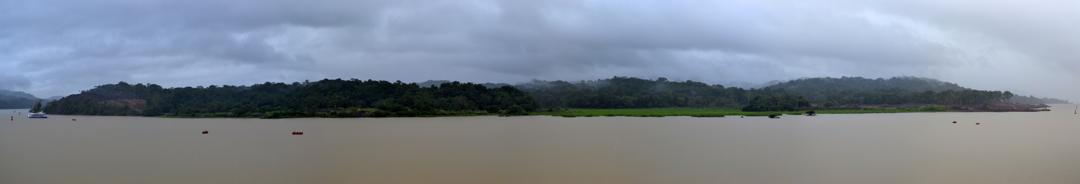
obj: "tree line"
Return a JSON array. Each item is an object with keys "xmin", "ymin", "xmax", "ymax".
[
  {"xmin": 516, "ymin": 77, "xmax": 814, "ymax": 111},
  {"xmin": 519, "ymin": 76, "xmax": 1020, "ymax": 111},
  {"xmin": 45, "ymin": 79, "xmax": 538, "ymax": 118},
  {"xmin": 763, "ymin": 77, "xmax": 1016, "ymax": 107},
  {"xmin": 44, "ymin": 77, "xmax": 1036, "ymax": 117}
]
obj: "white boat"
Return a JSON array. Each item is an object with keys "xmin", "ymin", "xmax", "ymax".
[{"xmin": 27, "ymin": 112, "xmax": 47, "ymax": 119}]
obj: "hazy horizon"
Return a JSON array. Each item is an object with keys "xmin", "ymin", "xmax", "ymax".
[{"xmin": 2, "ymin": 0, "xmax": 1078, "ymax": 101}]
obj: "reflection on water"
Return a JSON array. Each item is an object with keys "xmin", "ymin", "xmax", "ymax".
[{"xmin": 3, "ymin": 105, "xmax": 1080, "ymax": 184}]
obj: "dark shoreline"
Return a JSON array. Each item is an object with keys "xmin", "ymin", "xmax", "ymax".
[{"xmin": 41, "ymin": 105, "xmax": 1054, "ymax": 119}]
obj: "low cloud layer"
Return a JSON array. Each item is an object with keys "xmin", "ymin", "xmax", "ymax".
[{"xmin": 1, "ymin": 0, "xmax": 1078, "ymax": 100}]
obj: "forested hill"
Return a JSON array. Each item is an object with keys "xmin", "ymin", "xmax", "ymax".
[
  {"xmin": 516, "ymin": 77, "xmax": 756, "ymax": 109},
  {"xmin": 45, "ymin": 77, "xmax": 1059, "ymax": 118},
  {"xmin": 0, "ymin": 89, "xmax": 38, "ymax": 109},
  {"xmin": 764, "ymin": 77, "xmax": 966, "ymax": 100},
  {"xmin": 761, "ymin": 76, "xmax": 1005, "ymax": 107},
  {"xmin": 520, "ymin": 76, "xmax": 1047, "ymax": 112},
  {"xmin": 766, "ymin": 77, "xmax": 1066, "ymax": 105},
  {"xmin": 44, "ymin": 79, "xmax": 538, "ymax": 118},
  {"xmin": 418, "ymin": 80, "xmax": 510, "ymax": 89}
]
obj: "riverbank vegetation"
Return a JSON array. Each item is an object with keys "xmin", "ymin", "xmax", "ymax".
[
  {"xmin": 45, "ymin": 79, "xmax": 537, "ymax": 118},
  {"xmin": 519, "ymin": 76, "xmax": 1038, "ymax": 112},
  {"xmin": 43, "ymin": 76, "xmax": 1057, "ymax": 118}
]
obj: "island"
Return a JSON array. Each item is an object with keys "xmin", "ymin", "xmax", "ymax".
[{"xmin": 41, "ymin": 77, "xmax": 1059, "ymax": 118}]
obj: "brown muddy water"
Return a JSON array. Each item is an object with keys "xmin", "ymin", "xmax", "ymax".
[{"xmin": 3, "ymin": 105, "xmax": 1080, "ymax": 184}]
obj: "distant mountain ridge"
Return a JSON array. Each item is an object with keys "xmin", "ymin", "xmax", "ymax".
[
  {"xmin": 0, "ymin": 89, "xmax": 39, "ymax": 109},
  {"xmin": 763, "ymin": 76, "xmax": 1063, "ymax": 105}
]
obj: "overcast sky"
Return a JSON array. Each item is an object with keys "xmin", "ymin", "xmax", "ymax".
[{"xmin": 1, "ymin": 0, "xmax": 1078, "ymax": 100}]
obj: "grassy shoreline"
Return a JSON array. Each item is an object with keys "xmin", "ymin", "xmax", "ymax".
[{"xmin": 532, "ymin": 106, "xmax": 949, "ymax": 117}]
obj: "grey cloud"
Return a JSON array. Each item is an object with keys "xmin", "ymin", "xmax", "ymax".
[
  {"xmin": 0, "ymin": 73, "xmax": 30, "ymax": 90},
  {"xmin": 0, "ymin": 0, "xmax": 1077, "ymax": 101}
]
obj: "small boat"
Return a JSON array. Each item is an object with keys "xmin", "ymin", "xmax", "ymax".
[
  {"xmin": 202, "ymin": 130, "xmax": 209, "ymax": 134},
  {"xmin": 27, "ymin": 113, "xmax": 47, "ymax": 119},
  {"xmin": 768, "ymin": 114, "xmax": 781, "ymax": 119},
  {"xmin": 291, "ymin": 131, "xmax": 304, "ymax": 135}
]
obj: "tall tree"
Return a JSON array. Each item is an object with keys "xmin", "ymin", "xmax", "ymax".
[{"xmin": 29, "ymin": 100, "xmax": 43, "ymax": 113}]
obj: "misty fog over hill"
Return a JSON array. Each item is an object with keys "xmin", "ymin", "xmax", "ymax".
[{"xmin": 0, "ymin": 89, "xmax": 39, "ymax": 109}]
